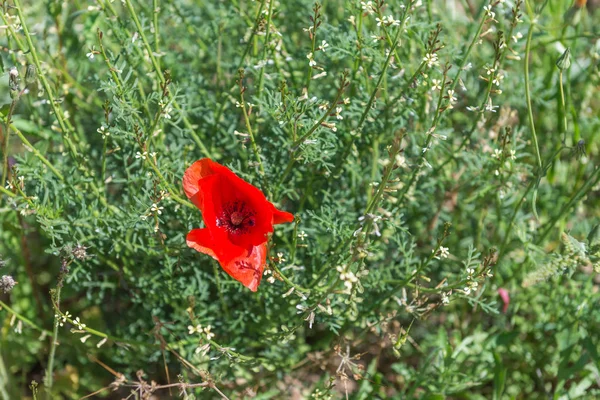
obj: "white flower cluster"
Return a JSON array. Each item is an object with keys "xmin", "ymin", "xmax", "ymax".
[{"xmin": 188, "ymin": 323, "xmax": 215, "ymax": 340}]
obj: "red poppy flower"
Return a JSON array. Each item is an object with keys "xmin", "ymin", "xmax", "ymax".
[{"xmin": 183, "ymin": 158, "xmax": 294, "ymax": 291}]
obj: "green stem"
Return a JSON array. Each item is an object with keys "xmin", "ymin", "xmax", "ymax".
[
  {"xmin": 524, "ymin": 18, "xmax": 543, "ymax": 171},
  {"xmin": 256, "ymin": 0, "xmax": 275, "ymax": 97},
  {"xmin": 44, "ymin": 287, "xmax": 61, "ymax": 394}
]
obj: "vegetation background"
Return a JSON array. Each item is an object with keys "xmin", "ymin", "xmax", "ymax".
[{"xmin": 0, "ymin": 0, "xmax": 599, "ymax": 398}]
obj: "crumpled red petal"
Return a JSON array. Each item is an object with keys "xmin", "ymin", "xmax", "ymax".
[{"xmin": 187, "ymin": 228, "xmax": 265, "ymax": 292}]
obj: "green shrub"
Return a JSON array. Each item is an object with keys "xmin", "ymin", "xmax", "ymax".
[{"xmin": 1, "ymin": 0, "xmax": 599, "ymax": 398}]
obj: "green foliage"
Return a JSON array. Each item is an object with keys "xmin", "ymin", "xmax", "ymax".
[{"xmin": 0, "ymin": 0, "xmax": 599, "ymax": 398}]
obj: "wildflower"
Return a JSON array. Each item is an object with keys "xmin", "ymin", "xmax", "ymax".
[
  {"xmin": 318, "ymin": 40, "xmax": 329, "ymax": 52},
  {"xmin": 509, "ymin": 149, "xmax": 516, "ymax": 160},
  {"xmin": 335, "ymin": 107, "xmax": 343, "ymax": 120},
  {"xmin": 441, "ymin": 292, "xmax": 450, "ymax": 305},
  {"xmin": 447, "ymin": 89, "xmax": 456, "ymax": 108},
  {"xmin": 512, "ymin": 32, "xmax": 523, "ymax": 42},
  {"xmin": 162, "ymin": 106, "xmax": 172, "ymax": 119},
  {"xmin": 150, "ymin": 203, "xmax": 164, "ymax": 215},
  {"xmin": 73, "ymin": 317, "xmax": 86, "ymax": 330},
  {"xmin": 80, "ymin": 334, "xmax": 91, "ymax": 343},
  {"xmin": 0, "ymin": 275, "xmax": 16, "ymax": 293},
  {"xmin": 297, "ymin": 231, "xmax": 308, "ymax": 241},
  {"xmin": 423, "ymin": 53, "xmax": 439, "ymax": 68},
  {"xmin": 188, "ymin": 324, "xmax": 202, "ymax": 334},
  {"xmin": 183, "ymin": 159, "xmax": 294, "ymax": 291},
  {"xmin": 431, "ymin": 79, "xmax": 442, "ymax": 91},
  {"xmin": 434, "ymin": 246, "xmax": 450, "ymax": 260},
  {"xmin": 307, "ymin": 52, "xmax": 316, "ymax": 67},
  {"xmin": 97, "ymin": 125, "xmax": 110, "ymax": 139},
  {"xmin": 85, "ymin": 47, "xmax": 97, "ymax": 60},
  {"xmin": 361, "ymin": 1, "xmax": 375, "ymax": 14},
  {"xmin": 203, "ymin": 325, "xmax": 215, "ymax": 340},
  {"xmin": 135, "ymin": 151, "xmax": 147, "ymax": 160},
  {"xmin": 485, "ymin": 98, "xmax": 499, "ymax": 112},
  {"xmin": 484, "ymin": 5, "xmax": 495, "ymax": 19},
  {"xmin": 492, "ymin": 73, "xmax": 504, "ymax": 86}
]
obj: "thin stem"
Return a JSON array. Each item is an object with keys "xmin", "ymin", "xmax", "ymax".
[
  {"xmin": 44, "ymin": 287, "xmax": 61, "ymax": 394},
  {"xmin": 0, "ymin": 300, "xmax": 49, "ymax": 333},
  {"xmin": 536, "ymin": 165, "xmax": 600, "ymax": 244},
  {"xmin": 256, "ymin": 0, "xmax": 275, "ymax": 96},
  {"xmin": 524, "ymin": 17, "xmax": 543, "ymax": 171}
]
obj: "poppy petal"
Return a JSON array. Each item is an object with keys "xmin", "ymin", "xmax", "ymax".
[
  {"xmin": 271, "ymin": 205, "xmax": 294, "ymax": 225},
  {"xmin": 220, "ymin": 243, "xmax": 266, "ymax": 292},
  {"xmin": 186, "ymin": 228, "xmax": 217, "ymax": 259},
  {"xmin": 182, "ymin": 158, "xmax": 220, "ymax": 208}
]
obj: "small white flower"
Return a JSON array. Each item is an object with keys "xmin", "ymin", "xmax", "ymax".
[
  {"xmin": 509, "ymin": 149, "xmax": 516, "ymax": 160},
  {"xmin": 441, "ymin": 292, "xmax": 450, "ymax": 305},
  {"xmin": 73, "ymin": 317, "xmax": 86, "ymax": 330},
  {"xmin": 162, "ymin": 106, "xmax": 172, "ymax": 120},
  {"xmin": 447, "ymin": 89, "xmax": 456, "ymax": 105},
  {"xmin": 493, "ymin": 149, "xmax": 503, "ymax": 159},
  {"xmin": 361, "ymin": 1, "xmax": 375, "ymax": 14},
  {"xmin": 188, "ymin": 324, "xmax": 202, "ymax": 335},
  {"xmin": 135, "ymin": 151, "xmax": 148, "ymax": 160},
  {"xmin": 203, "ymin": 325, "xmax": 215, "ymax": 340},
  {"xmin": 423, "ymin": 53, "xmax": 439, "ymax": 68},
  {"xmin": 297, "ymin": 231, "xmax": 308, "ymax": 241},
  {"xmin": 512, "ymin": 32, "xmax": 523, "ymax": 43},
  {"xmin": 9, "ymin": 67, "xmax": 18, "ymax": 77},
  {"xmin": 97, "ymin": 125, "xmax": 110, "ymax": 139},
  {"xmin": 431, "ymin": 79, "xmax": 442, "ymax": 91},
  {"xmin": 484, "ymin": 5, "xmax": 495, "ymax": 19},
  {"xmin": 151, "ymin": 203, "xmax": 164, "ymax": 215},
  {"xmin": 485, "ymin": 98, "xmax": 499, "ymax": 112},
  {"xmin": 335, "ymin": 106, "xmax": 343, "ymax": 120},
  {"xmin": 493, "ymin": 73, "xmax": 504, "ymax": 86},
  {"xmin": 86, "ymin": 47, "xmax": 96, "ymax": 60},
  {"xmin": 318, "ymin": 40, "xmax": 329, "ymax": 52}
]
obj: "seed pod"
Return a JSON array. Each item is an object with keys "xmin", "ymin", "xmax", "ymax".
[{"xmin": 25, "ymin": 64, "xmax": 37, "ymax": 85}]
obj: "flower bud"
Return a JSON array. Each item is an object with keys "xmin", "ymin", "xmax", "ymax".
[{"xmin": 556, "ymin": 48, "xmax": 571, "ymax": 71}]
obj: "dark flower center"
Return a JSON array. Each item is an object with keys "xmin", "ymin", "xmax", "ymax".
[{"xmin": 217, "ymin": 201, "xmax": 256, "ymax": 235}]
